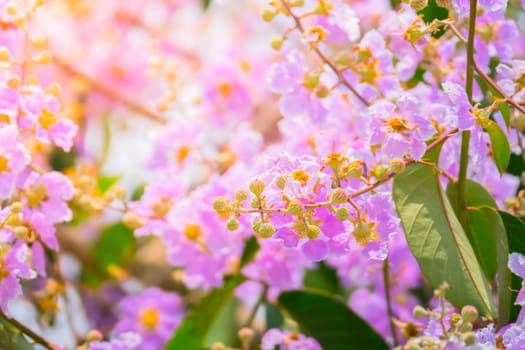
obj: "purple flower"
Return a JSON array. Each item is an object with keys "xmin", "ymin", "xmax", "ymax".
[
  {"xmin": 0, "ymin": 242, "xmax": 36, "ymax": 314},
  {"xmin": 261, "ymin": 328, "xmax": 322, "ymax": 350},
  {"xmin": 0, "ymin": 126, "xmax": 29, "ymax": 200},
  {"xmin": 113, "ymin": 288, "xmax": 185, "ymax": 349},
  {"xmin": 21, "ymin": 171, "xmax": 74, "ymax": 250},
  {"xmin": 89, "ymin": 332, "xmax": 142, "ymax": 350}
]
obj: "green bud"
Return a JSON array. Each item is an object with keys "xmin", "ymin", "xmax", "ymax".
[
  {"xmin": 459, "ymin": 321, "xmax": 473, "ymax": 333},
  {"xmin": 252, "ymin": 218, "xmax": 262, "ymax": 233},
  {"xmin": 331, "ymin": 188, "xmax": 347, "ymax": 204},
  {"xmin": 86, "ymin": 330, "xmax": 103, "ymax": 342},
  {"xmin": 290, "ymin": 0, "xmax": 304, "ymax": 6},
  {"xmin": 270, "ymin": 36, "xmax": 284, "ymax": 51},
  {"xmin": 306, "ymin": 224, "xmax": 320, "ymax": 239},
  {"xmin": 212, "ymin": 196, "xmax": 231, "ymax": 215},
  {"xmin": 261, "ymin": 9, "xmax": 276, "ymax": 22},
  {"xmin": 249, "ymin": 178, "xmax": 265, "ymax": 197},
  {"xmin": 10, "ymin": 202, "xmax": 23, "ymax": 214},
  {"xmin": 462, "ymin": 332, "xmax": 476, "ymax": 346},
  {"xmin": 13, "ymin": 226, "xmax": 28, "ymax": 240},
  {"xmin": 412, "ymin": 305, "xmax": 428, "ymax": 319},
  {"xmin": 409, "ymin": 0, "xmax": 428, "ymax": 11},
  {"xmin": 303, "ymin": 72, "xmax": 320, "ymax": 90},
  {"xmin": 315, "ymin": 85, "xmax": 330, "ymax": 98},
  {"xmin": 259, "ymin": 223, "xmax": 276, "ymax": 238},
  {"xmin": 275, "ymin": 175, "xmax": 287, "ymax": 190},
  {"xmin": 5, "ymin": 214, "xmax": 20, "ymax": 227},
  {"xmin": 371, "ymin": 165, "xmax": 388, "ymax": 180},
  {"xmin": 335, "ymin": 207, "xmax": 349, "ymax": 221},
  {"xmin": 287, "ymin": 200, "xmax": 304, "ymax": 216},
  {"xmin": 461, "ymin": 305, "xmax": 478, "ymax": 323},
  {"xmin": 389, "ymin": 158, "xmax": 406, "ymax": 174},
  {"xmin": 237, "ymin": 327, "xmax": 255, "ymax": 343},
  {"xmin": 226, "ymin": 217, "xmax": 239, "ymax": 231},
  {"xmin": 122, "ymin": 211, "xmax": 144, "ymax": 230},
  {"xmin": 250, "ymin": 197, "xmax": 260, "ymax": 209},
  {"xmin": 235, "ymin": 190, "xmax": 248, "ymax": 202}
]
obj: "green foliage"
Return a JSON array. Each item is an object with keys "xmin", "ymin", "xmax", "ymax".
[
  {"xmin": 278, "ymin": 290, "xmax": 389, "ymax": 350},
  {"xmin": 165, "ymin": 275, "xmax": 245, "ymax": 349},
  {"xmin": 485, "ymin": 120, "xmax": 511, "ymax": 174},
  {"xmin": 240, "ymin": 236, "xmax": 260, "ymax": 267},
  {"xmin": 304, "ymin": 262, "xmax": 343, "ymax": 295},
  {"xmin": 499, "ymin": 211, "xmax": 525, "ymax": 323},
  {"xmin": 446, "ymin": 180, "xmax": 500, "ymax": 281},
  {"xmin": 96, "ymin": 175, "xmax": 120, "ymax": 194},
  {"xmin": 0, "ymin": 316, "xmax": 33, "ymax": 350},
  {"xmin": 393, "ymin": 161, "xmax": 496, "ymax": 317},
  {"xmin": 81, "ymin": 222, "xmax": 137, "ymax": 287},
  {"xmin": 203, "ymin": 0, "xmax": 212, "ymax": 10}
]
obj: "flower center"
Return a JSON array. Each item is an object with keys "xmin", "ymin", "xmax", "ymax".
[
  {"xmin": 140, "ymin": 307, "xmax": 159, "ymax": 330},
  {"xmin": 176, "ymin": 146, "xmax": 191, "ymax": 164},
  {"xmin": 386, "ymin": 117, "xmax": 410, "ymax": 134},
  {"xmin": 0, "ymin": 155, "xmax": 10, "ymax": 174},
  {"xmin": 183, "ymin": 224, "xmax": 202, "ymax": 241},
  {"xmin": 292, "ymin": 169, "xmax": 309, "ymax": 186},
  {"xmin": 217, "ymin": 82, "xmax": 233, "ymax": 97}
]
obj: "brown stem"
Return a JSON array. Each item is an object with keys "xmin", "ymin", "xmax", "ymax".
[
  {"xmin": 0, "ymin": 310, "xmax": 62, "ymax": 350},
  {"xmin": 279, "ymin": 0, "xmax": 370, "ymax": 106}
]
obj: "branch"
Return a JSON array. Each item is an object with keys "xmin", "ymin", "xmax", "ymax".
[
  {"xmin": 279, "ymin": 0, "xmax": 370, "ymax": 106},
  {"xmin": 0, "ymin": 311, "xmax": 62, "ymax": 350}
]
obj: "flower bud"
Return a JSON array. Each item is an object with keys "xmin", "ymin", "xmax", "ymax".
[
  {"xmin": 122, "ymin": 211, "xmax": 144, "ymax": 230},
  {"xmin": 270, "ymin": 36, "xmax": 284, "ymax": 51},
  {"xmin": 331, "ymin": 188, "xmax": 347, "ymax": 204},
  {"xmin": 251, "ymin": 218, "xmax": 262, "ymax": 233},
  {"xmin": 250, "ymin": 197, "xmax": 260, "ymax": 208},
  {"xmin": 462, "ymin": 332, "xmax": 476, "ymax": 346},
  {"xmin": 315, "ymin": 85, "xmax": 330, "ymax": 98},
  {"xmin": 211, "ymin": 342, "xmax": 227, "ymax": 350},
  {"xmin": 306, "ymin": 224, "xmax": 320, "ymax": 239},
  {"xmin": 249, "ymin": 178, "xmax": 265, "ymax": 197},
  {"xmin": 10, "ymin": 202, "xmax": 23, "ymax": 214},
  {"xmin": 335, "ymin": 207, "xmax": 349, "ymax": 221},
  {"xmin": 226, "ymin": 217, "xmax": 239, "ymax": 231},
  {"xmin": 435, "ymin": 0, "xmax": 451, "ymax": 7},
  {"xmin": 303, "ymin": 72, "xmax": 320, "ymax": 90},
  {"xmin": 275, "ymin": 175, "xmax": 287, "ymax": 190},
  {"xmin": 261, "ymin": 9, "xmax": 276, "ymax": 22},
  {"xmin": 412, "ymin": 305, "xmax": 427, "ymax": 319},
  {"xmin": 287, "ymin": 200, "xmax": 304, "ymax": 216},
  {"xmin": 259, "ymin": 223, "xmax": 276, "ymax": 238},
  {"xmin": 213, "ymin": 196, "xmax": 231, "ymax": 215},
  {"xmin": 235, "ymin": 190, "xmax": 248, "ymax": 202},
  {"xmin": 86, "ymin": 329, "xmax": 103, "ymax": 342},
  {"xmin": 390, "ymin": 158, "xmax": 406, "ymax": 174},
  {"xmin": 460, "ymin": 305, "xmax": 478, "ymax": 323},
  {"xmin": 13, "ymin": 226, "xmax": 29, "ymax": 240},
  {"xmin": 238, "ymin": 327, "xmax": 255, "ymax": 343},
  {"xmin": 5, "ymin": 214, "xmax": 20, "ymax": 227},
  {"xmin": 409, "ymin": 0, "xmax": 428, "ymax": 11}
]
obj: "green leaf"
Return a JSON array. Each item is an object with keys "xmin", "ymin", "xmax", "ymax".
[
  {"xmin": 393, "ymin": 163, "xmax": 496, "ymax": 317},
  {"xmin": 203, "ymin": 0, "xmax": 212, "ymax": 10},
  {"xmin": 95, "ymin": 222, "xmax": 136, "ymax": 269},
  {"xmin": 499, "ymin": 211, "xmax": 525, "ymax": 323},
  {"xmin": 165, "ymin": 275, "xmax": 245, "ymax": 349},
  {"xmin": 446, "ymin": 180, "xmax": 510, "ymax": 326},
  {"xmin": 0, "ymin": 316, "xmax": 33, "ymax": 350},
  {"xmin": 240, "ymin": 236, "xmax": 260, "ymax": 267},
  {"xmin": 304, "ymin": 262, "xmax": 343, "ymax": 295},
  {"xmin": 96, "ymin": 175, "xmax": 120, "ymax": 195},
  {"xmin": 498, "ymin": 102, "xmax": 511, "ymax": 129},
  {"xmin": 446, "ymin": 180, "xmax": 499, "ymax": 281},
  {"xmin": 486, "ymin": 119, "xmax": 511, "ymax": 174},
  {"xmin": 265, "ymin": 302, "xmax": 284, "ymax": 329},
  {"xmin": 278, "ymin": 290, "xmax": 388, "ymax": 350}
]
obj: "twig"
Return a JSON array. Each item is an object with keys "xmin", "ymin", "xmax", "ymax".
[
  {"xmin": 0, "ymin": 310, "xmax": 62, "ymax": 350},
  {"xmin": 279, "ymin": 0, "xmax": 370, "ymax": 106}
]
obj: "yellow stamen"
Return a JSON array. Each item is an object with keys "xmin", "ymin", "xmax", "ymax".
[{"xmin": 140, "ymin": 308, "xmax": 159, "ymax": 330}]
